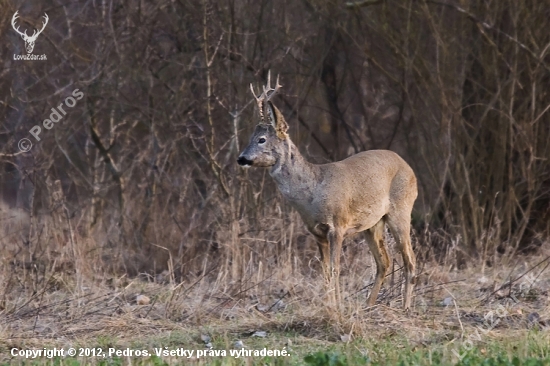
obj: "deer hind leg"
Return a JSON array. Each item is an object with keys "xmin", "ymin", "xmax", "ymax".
[
  {"xmin": 365, "ymin": 218, "xmax": 390, "ymax": 307},
  {"xmin": 386, "ymin": 213, "xmax": 416, "ymax": 310}
]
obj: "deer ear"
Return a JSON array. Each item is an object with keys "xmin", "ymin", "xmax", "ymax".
[{"xmin": 266, "ymin": 102, "xmax": 289, "ymax": 139}]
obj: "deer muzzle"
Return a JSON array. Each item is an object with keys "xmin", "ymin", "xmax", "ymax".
[{"xmin": 237, "ymin": 156, "xmax": 253, "ymax": 166}]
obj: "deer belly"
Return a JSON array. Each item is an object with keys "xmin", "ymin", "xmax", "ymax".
[{"xmin": 345, "ymin": 214, "xmax": 384, "ymax": 236}]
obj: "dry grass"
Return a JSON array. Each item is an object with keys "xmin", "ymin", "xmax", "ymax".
[{"xmin": 1, "ymin": 207, "xmax": 548, "ymax": 364}]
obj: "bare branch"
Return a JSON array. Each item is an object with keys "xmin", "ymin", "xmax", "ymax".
[{"xmin": 345, "ymin": 0, "xmax": 383, "ymax": 8}]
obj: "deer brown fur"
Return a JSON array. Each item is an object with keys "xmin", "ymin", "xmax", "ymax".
[{"xmin": 238, "ymin": 72, "xmax": 418, "ymax": 309}]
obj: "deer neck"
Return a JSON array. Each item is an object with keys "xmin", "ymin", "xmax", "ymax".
[{"xmin": 270, "ymin": 139, "xmax": 318, "ymax": 202}]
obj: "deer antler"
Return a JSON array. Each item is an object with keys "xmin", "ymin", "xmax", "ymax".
[
  {"xmin": 249, "ymin": 71, "xmax": 282, "ymax": 122},
  {"xmin": 262, "ymin": 71, "xmax": 282, "ymax": 102},
  {"xmin": 29, "ymin": 13, "xmax": 48, "ymax": 40},
  {"xmin": 11, "ymin": 11, "xmax": 48, "ymax": 40},
  {"xmin": 249, "ymin": 83, "xmax": 263, "ymax": 115},
  {"xmin": 11, "ymin": 11, "xmax": 28, "ymax": 38}
]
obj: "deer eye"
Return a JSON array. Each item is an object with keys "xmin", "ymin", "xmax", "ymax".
[{"xmin": 258, "ymin": 137, "xmax": 266, "ymax": 144}]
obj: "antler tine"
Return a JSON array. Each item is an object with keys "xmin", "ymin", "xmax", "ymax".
[
  {"xmin": 250, "ymin": 83, "xmax": 263, "ymax": 108},
  {"xmin": 262, "ymin": 72, "xmax": 282, "ymax": 102},
  {"xmin": 11, "ymin": 11, "xmax": 28, "ymax": 37},
  {"xmin": 249, "ymin": 83, "xmax": 258, "ymax": 100},
  {"xmin": 36, "ymin": 13, "xmax": 48, "ymax": 36},
  {"xmin": 274, "ymin": 74, "xmax": 282, "ymax": 96},
  {"xmin": 30, "ymin": 13, "xmax": 48, "ymax": 39},
  {"xmin": 250, "ymin": 82, "xmax": 266, "ymax": 121}
]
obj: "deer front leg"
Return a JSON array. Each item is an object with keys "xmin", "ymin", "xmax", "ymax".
[
  {"xmin": 327, "ymin": 229, "xmax": 344, "ymax": 304},
  {"xmin": 316, "ymin": 238, "xmax": 331, "ymax": 286},
  {"xmin": 313, "ymin": 224, "xmax": 333, "ymax": 300}
]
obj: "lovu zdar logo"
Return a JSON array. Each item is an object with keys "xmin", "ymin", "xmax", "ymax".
[{"xmin": 12, "ymin": 11, "xmax": 48, "ymax": 60}]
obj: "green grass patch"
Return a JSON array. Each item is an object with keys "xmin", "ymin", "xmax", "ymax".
[{"xmin": 2, "ymin": 329, "xmax": 549, "ymax": 365}]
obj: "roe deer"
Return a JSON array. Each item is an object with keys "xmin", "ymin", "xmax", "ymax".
[{"xmin": 237, "ymin": 73, "xmax": 418, "ymax": 309}]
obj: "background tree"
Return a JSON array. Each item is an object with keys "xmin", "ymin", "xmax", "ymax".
[{"xmin": 1, "ymin": 0, "xmax": 548, "ymax": 279}]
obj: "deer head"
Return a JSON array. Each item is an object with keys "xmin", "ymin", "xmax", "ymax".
[
  {"xmin": 12, "ymin": 11, "xmax": 49, "ymax": 54},
  {"xmin": 238, "ymin": 71, "xmax": 290, "ymax": 168}
]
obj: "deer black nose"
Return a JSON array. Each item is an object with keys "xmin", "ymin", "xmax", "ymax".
[{"xmin": 237, "ymin": 156, "xmax": 253, "ymax": 166}]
